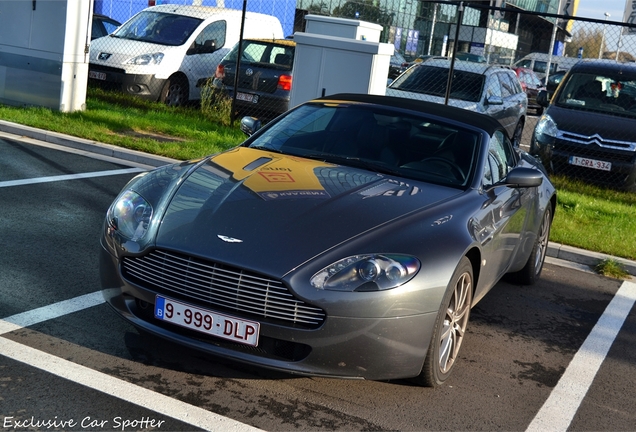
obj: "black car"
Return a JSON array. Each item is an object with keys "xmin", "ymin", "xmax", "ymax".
[
  {"xmin": 101, "ymin": 93, "xmax": 555, "ymax": 387},
  {"xmin": 388, "ymin": 51, "xmax": 410, "ymax": 79},
  {"xmin": 532, "ymin": 60, "xmax": 636, "ymax": 191},
  {"xmin": 210, "ymin": 38, "xmax": 295, "ymax": 121}
]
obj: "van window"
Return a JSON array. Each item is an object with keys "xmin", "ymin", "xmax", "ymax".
[
  {"xmin": 532, "ymin": 61, "xmax": 558, "ymax": 75},
  {"xmin": 114, "ymin": 11, "xmax": 202, "ymax": 46},
  {"xmin": 556, "ymin": 72, "xmax": 636, "ymax": 116},
  {"xmin": 194, "ymin": 20, "xmax": 226, "ymax": 52}
]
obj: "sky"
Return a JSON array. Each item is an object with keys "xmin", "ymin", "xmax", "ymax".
[
  {"xmin": 573, "ymin": 0, "xmax": 635, "ymax": 55},
  {"xmin": 575, "ymin": 0, "xmax": 627, "ymax": 21}
]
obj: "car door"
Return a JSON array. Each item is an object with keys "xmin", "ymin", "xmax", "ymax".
[
  {"xmin": 472, "ymin": 130, "xmax": 530, "ymax": 297},
  {"xmin": 182, "ymin": 20, "xmax": 228, "ymax": 100},
  {"xmin": 497, "ymin": 71, "xmax": 520, "ymax": 137}
]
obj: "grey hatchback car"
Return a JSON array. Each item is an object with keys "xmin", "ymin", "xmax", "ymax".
[{"xmin": 386, "ymin": 59, "xmax": 527, "ymax": 147}]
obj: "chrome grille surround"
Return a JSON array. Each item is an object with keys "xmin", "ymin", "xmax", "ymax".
[
  {"xmin": 122, "ymin": 249, "xmax": 325, "ymax": 328},
  {"xmin": 557, "ymin": 130, "xmax": 636, "ymax": 152}
]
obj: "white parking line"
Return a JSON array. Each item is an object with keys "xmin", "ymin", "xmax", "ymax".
[
  {"xmin": 0, "ymin": 168, "xmax": 144, "ymax": 188},
  {"xmin": 527, "ymin": 280, "xmax": 636, "ymax": 432},
  {"xmin": 0, "ymin": 293, "xmax": 263, "ymax": 432},
  {"xmin": 1, "ymin": 280, "xmax": 634, "ymax": 432}
]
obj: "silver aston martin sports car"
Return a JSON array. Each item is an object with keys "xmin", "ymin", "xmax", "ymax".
[{"xmin": 100, "ymin": 93, "xmax": 556, "ymax": 386}]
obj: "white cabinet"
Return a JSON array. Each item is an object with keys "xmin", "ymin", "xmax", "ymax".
[{"xmin": 289, "ymin": 16, "xmax": 394, "ymax": 110}]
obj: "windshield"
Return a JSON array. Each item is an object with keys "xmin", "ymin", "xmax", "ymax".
[
  {"xmin": 113, "ymin": 11, "xmax": 202, "ymax": 46},
  {"xmin": 245, "ymin": 103, "xmax": 481, "ymax": 188},
  {"xmin": 556, "ymin": 71, "xmax": 636, "ymax": 117},
  {"xmin": 389, "ymin": 65, "xmax": 485, "ymax": 102}
]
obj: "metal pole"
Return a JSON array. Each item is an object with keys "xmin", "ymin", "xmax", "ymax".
[
  {"xmin": 445, "ymin": 2, "xmax": 463, "ymax": 105},
  {"xmin": 617, "ymin": 28, "xmax": 623, "ymax": 61},
  {"xmin": 599, "ymin": 12, "xmax": 610, "ymax": 59},
  {"xmin": 230, "ymin": 0, "xmax": 248, "ymax": 126},
  {"xmin": 544, "ymin": 0, "xmax": 563, "ymax": 87},
  {"xmin": 427, "ymin": 3, "xmax": 438, "ymax": 56}
]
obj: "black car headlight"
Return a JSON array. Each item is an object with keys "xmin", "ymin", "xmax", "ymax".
[
  {"xmin": 107, "ymin": 190, "xmax": 153, "ymax": 241},
  {"xmin": 533, "ymin": 114, "xmax": 558, "ymax": 146},
  {"xmin": 310, "ymin": 254, "xmax": 420, "ymax": 292}
]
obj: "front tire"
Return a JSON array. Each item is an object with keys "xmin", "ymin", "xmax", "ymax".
[
  {"xmin": 413, "ymin": 257, "xmax": 473, "ymax": 387},
  {"xmin": 506, "ymin": 205, "xmax": 552, "ymax": 285},
  {"xmin": 159, "ymin": 74, "xmax": 189, "ymax": 107}
]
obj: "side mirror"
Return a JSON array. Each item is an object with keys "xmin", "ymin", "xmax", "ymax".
[
  {"xmin": 537, "ymin": 90, "xmax": 549, "ymax": 107},
  {"xmin": 486, "ymin": 95, "xmax": 503, "ymax": 106},
  {"xmin": 240, "ymin": 116, "xmax": 261, "ymax": 136},
  {"xmin": 505, "ymin": 167, "xmax": 543, "ymax": 188}
]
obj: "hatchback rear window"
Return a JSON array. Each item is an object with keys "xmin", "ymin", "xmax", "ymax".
[
  {"xmin": 389, "ymin": 65, "xmax": 485, "ymax": 102},
  {"xmin": 225, "ymin": 40, "xmax": 294, "ymax": 70}
]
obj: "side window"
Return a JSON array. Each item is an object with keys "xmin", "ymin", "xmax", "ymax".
[
  {"xmin": 499, "ymin": 73, "xmax": 514, "ymax": 97},
  {"xmin": 485, "ymin": 75, "xmax": 502, "ymax": 99},
  {"xmin": 518, "ymin": 59, "xmax": 532, "ymax": 69},
  {"xmin": 483, "ymin": 130, "xmax": 515, "ymax": 186},
  {"xmin": 194, "ymin": 20, "xmax": 226, "ymax": 53}
]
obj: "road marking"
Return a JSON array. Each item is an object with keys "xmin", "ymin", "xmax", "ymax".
[
  {"xmin": 1, "ymin": 280, "xmax": 634, "ymax": 432},
  {"xmin": 527, "ymin": 280, "xmax": 636, "ymax": 432},
  {"xmin": 0, "ymin": 291, "xmax": 105, "ymax": 335},
  {"xmin": 0, "ymin": 168, "xmax": 144, "ymax": 188},
  {"xmin": 0, "ymin": 293, "xmax": 263, "ymax": 432}
]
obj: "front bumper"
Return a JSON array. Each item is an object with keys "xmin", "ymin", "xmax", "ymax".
[
  {"xmin": 100, "ymin": 244, "xmax": 438, "ymax": 381},
  {"xmin": 89, "ymin": 64, "xmax": 166, "ymax": 101},
  {"xmin": 533, "ymin": 137, "xmax": 636, "ymax": 191}
]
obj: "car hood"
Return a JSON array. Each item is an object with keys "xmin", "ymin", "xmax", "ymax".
[
  {"xmin": 89, "ymin": 35, "xmax": 181, "ymax": 65},
  {"xmin": 548, "ymin": 104, "xmax": 636, "ymax": 142},
  {"xmin": 154, "ymin": 147, "xmax": 460, "ymax": 276}
]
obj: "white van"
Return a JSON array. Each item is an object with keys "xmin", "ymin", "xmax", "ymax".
[
  {"xmin": 88, "ymin": 5, "xmax": 283, "ymax": 105},
  {"xmin": 514, "ymin": 53, "xmax": 580, "ymax": 79}
]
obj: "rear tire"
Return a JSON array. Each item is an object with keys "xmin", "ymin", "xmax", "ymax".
[
  {"xmin": 412, "ymin": 257, "xmax": 473, "ymax": 387},
  {"xmin": 160, "ymin": 74, "xmax": 189, "ymax": 107},
  {"xmin": 506, "ymin": 205, "xmax": 552, "ymax": 285}
]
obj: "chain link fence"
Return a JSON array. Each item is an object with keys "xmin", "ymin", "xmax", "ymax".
[{"xmin": 90, "ymin": 0, "xmax": 636, "ymax": 191}]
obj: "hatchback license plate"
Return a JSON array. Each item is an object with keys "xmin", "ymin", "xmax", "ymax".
[
  {"xmin": 568, "ymin": 156, "xmax": 612, "ymax": 171},
  {"xmin": 89, "ymin": 71, "xmax": 106, "ymax": 80},
  {"xmin": 154, "ymin": 296, "xmax": 260, "ymax": 346},
  {"xmin": 236, "ymin": 92, "xmax": 256, "ymax": 103}
]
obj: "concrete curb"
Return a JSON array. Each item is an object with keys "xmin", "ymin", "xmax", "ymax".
[
  {"xmin": 0, "ymin": 120, "xmax": 176, "ymax": 168},
  {"xmin": 547, "ymin": 242, "xmax": 636, "ymax": 277},
  {"xmin": 2, "ymin": 119, "xmax": 635, "ymax": 277}
]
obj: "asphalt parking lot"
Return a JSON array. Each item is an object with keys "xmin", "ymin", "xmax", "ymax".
[{"xmin": 1, "ymin": 130, "xmax": 636, "ymax": 431}]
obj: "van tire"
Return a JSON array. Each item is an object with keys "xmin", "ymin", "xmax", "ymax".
[{"xmin": 160, "ymin": 74, "xmax": 189, "ymax": 107}]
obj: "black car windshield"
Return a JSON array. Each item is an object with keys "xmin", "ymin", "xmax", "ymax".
[
  {"xmin": 246, "ymin": 103, "xmax": 481, "ymax": 188},
  {"xmin": 389, "ymin": 65, "xmax": 485, "ymax": 102},
  {"xmin": 113, "ymin": 11, "xmax": 202, "ymax": 46},
  {"xmin": 556, "ymin": 71, "xmax": 636, "ymax": 117}
]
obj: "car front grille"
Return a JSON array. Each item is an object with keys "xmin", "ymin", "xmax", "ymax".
[
  {"xmin": 558, "ymin": 130, "xmax": 636, "ymax": 154},
  {"xmin": 121, "ymin": 249, "xmax": 326, "ymax": 329}
]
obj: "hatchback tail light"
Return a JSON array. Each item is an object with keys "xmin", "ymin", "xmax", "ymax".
[
  {"xmin": 278, "ymin": 75, "xmax": 292, "ymax": 91},
  {"xmin": 215, "ymin": 64, "xmax": 225, "ymax": 79}
]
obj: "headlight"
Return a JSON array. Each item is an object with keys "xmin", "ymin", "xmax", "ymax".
[
  {"xmin": 107, "ymin": 190, "xmax": 153, "ymax": 241},
  {"xmin": 125, "ymin": 52, "xmax": 164, "ymax": 65},
  {"xmin": 310, "ymin": 254, "xmax": 420, "ymax": 292},
  {"xmin": 534, "ymin": 114, "xmax": 558, "ymax": 145}
]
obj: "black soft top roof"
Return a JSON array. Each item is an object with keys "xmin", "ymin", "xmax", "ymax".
[{"xmin": 313, "ymin": 93, "xmax": 503, "ymax": 136}]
